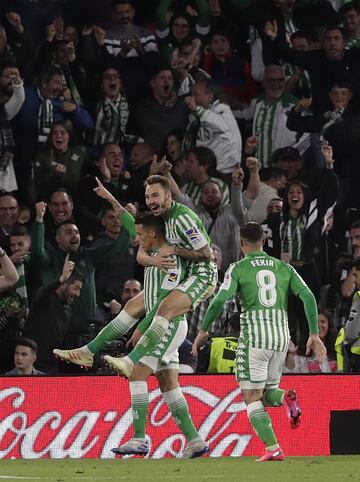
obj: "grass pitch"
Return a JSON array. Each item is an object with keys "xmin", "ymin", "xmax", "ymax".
[{"xmin": 0, "ymin": 456, "xmax": 359, "ymax": 482}]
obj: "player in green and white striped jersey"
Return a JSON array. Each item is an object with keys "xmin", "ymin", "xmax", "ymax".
[
  {"xmin": 193, "ymin": 222, "xmax": 327, "ymax": 462},
  {"xmin": 54, "ymin": 198, "xmax": 208, "ymax": 458},
  {"xmin": 112, "ymin": 174, "xmax": 217, "ymax": 379}
]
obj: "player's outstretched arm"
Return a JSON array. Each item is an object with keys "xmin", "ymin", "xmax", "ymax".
[{"xmin": 173, "ymin": 243, "xmax": 214, "ymax": 262}]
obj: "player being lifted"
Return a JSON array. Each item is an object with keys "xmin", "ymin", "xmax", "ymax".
[
  {"xmin": 104, "ymin": 174, "xmax": 218, "ymax": 377},
  {"xmin": 192, "ymin": 222, "xmax": 326, "ymax": 462},
  {"xmin": 54, "ymin": 182, "xmax": 210, "ymax": 458}
]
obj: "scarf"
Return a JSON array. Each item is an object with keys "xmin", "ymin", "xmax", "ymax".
[
  {"xmin": 280, "ymin": 214, "xmax": 307, "ymax": 262},
  {"xmin": 0, "ymin": 108, "xmax": 14, "ymax": 171},
  {"xmin": 93, "ymin": 95, "xmax": 137, "ymax": 146},
  {"xmin": 37, "ymin": 89, "xmax": 53, "ymax": 143}
]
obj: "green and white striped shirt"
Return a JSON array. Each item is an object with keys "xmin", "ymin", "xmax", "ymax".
[
  {"xmin": 144, "ymin": 252, "xmax": 187, "ymax": 314},
  {"xmin": 164, "ymin": 201, "xmax": 211, "ymax": 251},
  {"xmin": 202, "ymin": 251, "xmax": 313, "ymax": 352}
]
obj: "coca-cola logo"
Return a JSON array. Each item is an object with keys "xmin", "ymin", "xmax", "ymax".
[
  {"xmin": 0, "ymin": 383, "xmax": 251, "ymax": 459},
  {"xmin": 0, "ymin": 375, "xmax": 358, "ymax": 458}
]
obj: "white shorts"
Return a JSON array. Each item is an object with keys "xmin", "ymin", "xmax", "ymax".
[
  {"xmin": 140, "ymin": 317, "xmax": 187, "ymax": 374},
  {"xmin": 236, "ymin": 343, "xmax": 287, "ymax": 390}
]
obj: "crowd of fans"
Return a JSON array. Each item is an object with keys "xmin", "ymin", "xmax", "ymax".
[{"xmin": 0, "ymin": 0, "xmax": 360, "ymax": 376}]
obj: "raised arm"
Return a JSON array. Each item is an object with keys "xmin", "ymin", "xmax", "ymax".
[
  {"xmin": 231, "ymin": 167, "xmax": 251, "ymax": 226},
  {"xmin": 31, "ymin": 202, "xmax": 52, "ymax": 267},
  {"xmin": 0, "ymin": 247, "xmax": 19, "ymax": 292}
]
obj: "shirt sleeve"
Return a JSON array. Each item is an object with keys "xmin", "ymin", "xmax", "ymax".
[
  {"xmin": 289, "ymin": 265, "xmax": 318, "ymax": 334},
  {"xmin": 177, "ymin": 213, "xmax": 208, "ymax": 250}
]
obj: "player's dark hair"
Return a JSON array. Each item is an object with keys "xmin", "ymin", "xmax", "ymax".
[
  {"xmin": 15, "ymin": 337, "xmax": 38, "ymax": 354},
  {"xmin": 145, "ymin": 175, "xmax": 171, "ymax": 193},
  {"xmin": 240, "ymin": 222, "xmax": 265, "ymax": 244},
  {"xmin": 135, "ymin": 211, "xmax": 165, "ymax": 238}
]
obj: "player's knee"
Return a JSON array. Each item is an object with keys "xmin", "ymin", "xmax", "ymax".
[
  {"xmin": 156, "ymin": 371, "xmax": 178, "ymax": 392},
  {"xmin": 152, "ymin": 314, "xmax": 169, "ymax": 331},
  {"xmin": 242, "ymin": 389, "xmax": 263, "ymax": 405}
]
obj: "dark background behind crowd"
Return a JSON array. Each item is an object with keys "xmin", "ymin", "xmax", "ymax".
[{"xmin": 0, "ymin": 0, "xmax": 360, "ymax": 376}]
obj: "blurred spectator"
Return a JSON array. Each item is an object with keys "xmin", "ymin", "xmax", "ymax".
[
  {"xmin": 134, "ymin": 66, "xmax": 189, "ymax": 152},
  {"xmin": 155, "ymin": 0, "xmax": 210, "ymax": 64},
  {"xmin": 91, "ymin": 205, "xmax": 136, "ymax": 311},
  {"xmin": 36, "ymin": 26, "xmax": 88, "ymax": 106},
  {"xmin": 182, "ymin": 146, "xmax": 229, "ymax": 206},
  {"xmin": 30, "ymin": 199, "xmax": 133, "ymax": 345},
  {"xmin": 287, "ymin": 81, "xmax": 360, "ymax": 209},
  {"xmin": 92, "ymin": 66, "xmax": 139, "ymax": 148},
  {"xmin": 263, "ymin": 143, "xmax": 339, "ymax": 344},
  {"xmin": 9, "ymin": 224, "xmax": 32, "ymax": 309},
  {"xmin": 196, "ymin": 313, "xmax": 240, "ymax": 374},
  {"xmin": 339, "ymin": 1, "xmax": 360, "ymax": 49},
  {"xmin": 5, "ymin": 337, "xmax": 44, "ymax": 375},
  {"xmin": 125, "ymin": 142, "xmax": 156, "ymax": 207},
  {"xmin": 23, "ymin": 254, "xmax": 83, "ymax": 373},
  {"xmin": 0, "ymin": 193, "xmax": 18, "ymax": 252},
  {"xmin": 263, "ymin": 23, "xmax": 360, "ymax": 114},
  {"xmin": 33, "ymin": 120, "xmax": 87, "ymax": 200},
  {"xmin": 234, "ymin": 65, "xmax": 309, "ymax": 167},
  {"xmin": 12, "ymin": 66, "xmax": 93, "ymax": 200},
  {"xmin": 174, "ymin": 38, "xmax": 210, "ymax": 97},
  {"xmin": 245, "ymin": 166, "xmax": 286, "ymax": 223},
  {"xmin": 267, "ymin": 197, "xmax": 283, "ymax": 215},
  {"xmin": 104, "ymin": 0, "xmax": 158, "ymax": 58},
  {"xmin": 183, "ymin": 79, "xmax": 242, "ymax": 175},
  {"xmin": 45, "ymin": 188, "xmax": 101, "ymax": 247},
  {"xmin": 284, "ymin": 31, "xmax": 312, "ymax": 99},
  {"xmin": 108, "ymin": 277, "xmax": 142, "ymax": 316},
  {"xmin": 335, "ymin": 257, "xmax": 360, "ymax": 372},
  {"xmin": 285, "ymin": 306, "xmax": 337, "ymax": 373},
  {"xmin": 0, "ymin": 63, "xmax": 24, "ymax": 195},
  {"xmin": 202, "ymin": 29, "xmax": 256, "ymax": 108},
  {"xmin": 0, "ymin": 244, "xmax": 21, "ymax": 373},
  {"xmin": 164, "ymin": 130, "xmax": 186, "ymax": 186},
  {"xmin": 337, "ymin": 220, "xmax": 360, "ymax": 327}
]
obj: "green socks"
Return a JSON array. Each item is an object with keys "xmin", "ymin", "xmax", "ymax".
[
  {"xmin": 87, "ymin": 310, "xmax": 138, "ymax": 354},
  {"xmin": 163, "ymin": 387, "xmax": 199, "ymax": 442},
  {"xmin": 246, "ymin": 400, "xmax": 278, "ymax": 450},
  {"xmin": 129, "ymin": 381, "xmax": 149, "ymax": 439},
  {"xmin": 128, "ymin": 315, "xmax": 168, "ymax": 364},
  {"xmin": 263, "ymin": 389, "xmax": 285, "ymax": 407}
]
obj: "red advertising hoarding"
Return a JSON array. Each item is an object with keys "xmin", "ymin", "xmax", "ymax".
[{"xmin": 0, "ymin": 375, "xmax": 359, "ymax": 459}]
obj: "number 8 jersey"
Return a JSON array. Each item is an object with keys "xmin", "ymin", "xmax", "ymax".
[{"xmin": 202, "ymin": 251, "xmax": 311, "ymax": 352}]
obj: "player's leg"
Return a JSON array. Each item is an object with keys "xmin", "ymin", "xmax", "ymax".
[
  {"xmin": 237, "ymin": 343, "xmax": 284, "ymax": 461},
  {"xmin": 263, "ymin": 350, "xmax": 301, "ymax": 429},
  {"xmin": 53, "ymin": 292, "xmax": 145, "ymax": 367},
  {"xmin": 156, "ymin": 368, "xmax": 208, "ymax": 459},
  {"xmin": 126, "ymin": 273, "xmax": 216, "ymax": 368},
  {"xmin": 111, "ymin": 361, "xmax": 153, "ymax": 456}
]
